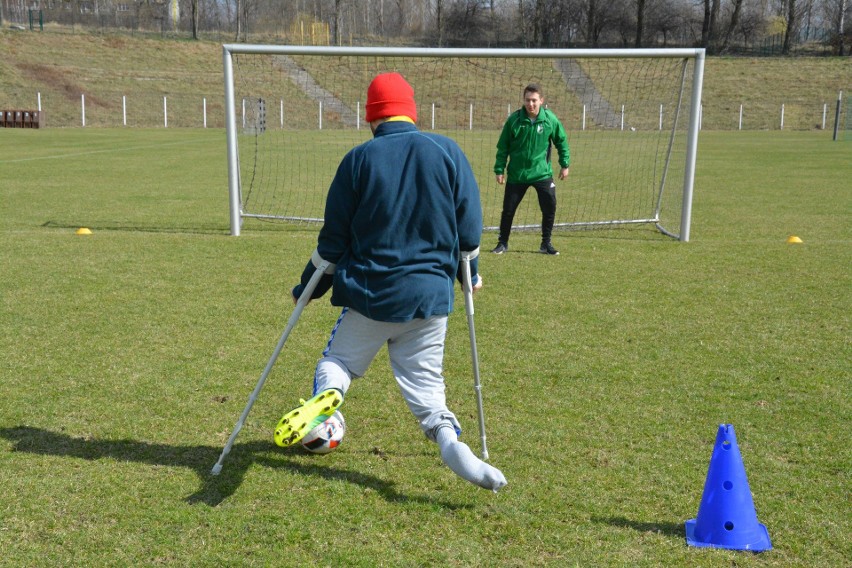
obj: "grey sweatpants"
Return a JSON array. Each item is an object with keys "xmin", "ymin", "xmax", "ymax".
[{"xmin": 312, "ymin": 308, "xmax": 461, "ymax": 441}]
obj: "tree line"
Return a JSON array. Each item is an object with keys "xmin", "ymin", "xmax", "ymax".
[{"xmin": 2, "ymin": 0, "xmax": 849, "ymax": 54}]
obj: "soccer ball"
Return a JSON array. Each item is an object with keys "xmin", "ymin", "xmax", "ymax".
[{"xmin": 300, "ymin": 411, "xmax": 346, "ymax": 454}]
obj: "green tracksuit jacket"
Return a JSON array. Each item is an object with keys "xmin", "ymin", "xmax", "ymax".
[{"xmin": 493, "ymin": 107, "xmax": 570, "ymax": 184}]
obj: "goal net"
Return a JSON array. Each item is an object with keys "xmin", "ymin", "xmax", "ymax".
[{"xmin": 224, "ymin": 46, "xmax": 704, "ymax": 241}]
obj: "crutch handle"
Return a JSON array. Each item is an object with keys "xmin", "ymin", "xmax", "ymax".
[
  {"xmin": 459, "ymin": 247, "xmax": 480, "ymax": 263},
  {"xmin": 460, "ymin": 248, "xmax": 480, "ymax": 315},
  {"xmin": 311, "ymin": 249, "xmax": 337, "ymax": 274}
]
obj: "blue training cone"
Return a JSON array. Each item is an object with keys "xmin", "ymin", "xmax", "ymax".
[{"xmin": 685, "ymin": 424, "xmax": 772, "ymax": 552}]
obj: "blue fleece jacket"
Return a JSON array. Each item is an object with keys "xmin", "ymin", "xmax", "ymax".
[{"xmin": 293, "ymin": 120, "xmax": 482, "ymax": 322}]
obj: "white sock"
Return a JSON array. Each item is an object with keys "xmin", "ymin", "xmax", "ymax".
[{"xmin": 436, "ymin": 427, "xmax": 507, "ymax": 492}]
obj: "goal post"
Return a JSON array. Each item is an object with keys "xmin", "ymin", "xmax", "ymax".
[{"xmin": 224, "ymin": 45, "xmax": 705, "ymax": 241}]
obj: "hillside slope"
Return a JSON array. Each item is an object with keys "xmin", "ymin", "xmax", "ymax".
[{"xmin": 1, "ymin": 29, "xmax": 849, "ymax": 129}]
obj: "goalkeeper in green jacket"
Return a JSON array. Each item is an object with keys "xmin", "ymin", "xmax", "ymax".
[{"xmin": 493, "ymin": 83, "xmax": 570, "ymax": 255}]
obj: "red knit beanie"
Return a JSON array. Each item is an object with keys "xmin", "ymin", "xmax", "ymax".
[{"xmin": 365, "ymin": 73, "xmax": 417, "ymax": 123}]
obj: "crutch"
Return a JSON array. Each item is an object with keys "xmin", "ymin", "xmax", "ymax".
[
  {"xmin": 211, "ymin": 253, "xmax": 335, "ymax": 475},
  {"xmin": 459, "ymin": 248, "xmax": 489, "ymax": 461}
]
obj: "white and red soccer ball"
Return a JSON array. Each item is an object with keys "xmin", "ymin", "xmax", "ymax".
[{"xmin": 300, "ymin": 411, "xmax": 346, "ymax": 454}]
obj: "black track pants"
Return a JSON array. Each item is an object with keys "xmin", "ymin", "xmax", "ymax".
[{"xmin": 497, "ymin": 178, "xmax": 557, "ymax": 244}]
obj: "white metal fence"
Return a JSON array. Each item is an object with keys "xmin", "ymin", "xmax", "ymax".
[{"xmin": 11, "ymin": 89, "xmax": 848, "ymax": 133}]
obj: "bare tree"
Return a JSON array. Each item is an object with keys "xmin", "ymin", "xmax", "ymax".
[
  {"xmin": 720, "ymin": 0, "xmax": 746, "ymax": 51},
  {"xmin": 736, "ymin": 2, "xmax": 769, "ymax": 46},
  {"xmin": 612, "ymin": 0, "xmax": 634, "ymax": 46},
  {"xmin": 442, "ymin": 0, "xmax": 489, "ymax": 44},
  {"xmin": 234, "ymin": 0, "xmax": 242, "ymax": 41},
  {"xmin": 803, "ymin": 0, "xmax": 816, "ymax": 39},
  {"xmin": 581, "ymin": 0, "xmax": 611, "ymax": 46},
  {"xmin": 823, "ymin": 0, "xmax": 848, "ymax": 54},
  {"xmin": 333, "ymin": 0, "xmax": 343, "ymax": 44},
  {"xmin": 701, "ymin": 0, "xmax": 711, "ymax": 47},
  {"xmin": 635, "ymin": 0, "xmax": 647, "ymax": 46},
  {"xmin": 433, "ymin": 0, "xmax": 445, "ymax": 44},
  {"xmin": 783, "ymin": 0, "xmax": 797, "ymax": 52},
  {"xmin": 533, "ymin": 0, "xmax": 544, "ymax": 45},
  {"xmin": 190, "ymin": 0, "xmax": 199, "ymax": 39},
  {"xmin": 535, "ymin": 0, "xmax": 582, "ymax": 46},
  {"xmin": 647, "ymin": 0, "xmax": 687, "ymax": 46},
  {"xmin": 221, "ymin": 0, "xmax": 234, "ymax": 34},
  {"xmin": 701, "ymin": 0, "xmax": 722, "ymax": 51}
]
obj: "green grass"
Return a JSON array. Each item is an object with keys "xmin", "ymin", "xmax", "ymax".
[{"xmin": 0, "ymin": 128, "xmax": 850, "ymax": 566}]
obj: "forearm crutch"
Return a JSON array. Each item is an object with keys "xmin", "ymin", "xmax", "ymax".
[
  {"xmin": 211, "ymin": 253, "xmax": 335, "ymax": 475},
  {"xmin": 460, "ymin": 248, "xmax": 488, "ymax": 461}
]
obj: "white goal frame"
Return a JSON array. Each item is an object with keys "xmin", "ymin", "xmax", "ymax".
[{"xmin": 224, "ymin": 45, "xmax": 704, "ymax": 241}]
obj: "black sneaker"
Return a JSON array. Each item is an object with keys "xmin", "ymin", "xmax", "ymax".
[
  {"xmin": 539, "ymin": 242, "xmax": 559, "ymax": 255},
  {"xmin": 491, "ymin": 243, "xmax": 508, "ymax": 254}
]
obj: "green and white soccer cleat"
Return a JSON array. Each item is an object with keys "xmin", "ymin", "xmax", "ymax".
[{"xmin": 274, "ymin": 389, "xmax": 344, "ymax": 447}]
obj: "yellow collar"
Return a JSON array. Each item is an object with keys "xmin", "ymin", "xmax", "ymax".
[{"xmin": 385, "ymin": 116, "xmax": 415, "ymax": 124}]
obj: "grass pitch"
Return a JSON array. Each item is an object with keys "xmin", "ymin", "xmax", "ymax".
[{"xmin": 0, "ymin": 128, "xmax": 849, "ymax": 566}]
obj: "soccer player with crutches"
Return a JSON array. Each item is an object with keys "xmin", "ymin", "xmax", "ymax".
[
  {"xmin": 210, "ymin": 254, "xmax": 335, "ymax": 475},
  {"xmin": 270, "ymin": 73, "xmax": 506, "ymax": 492}
]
